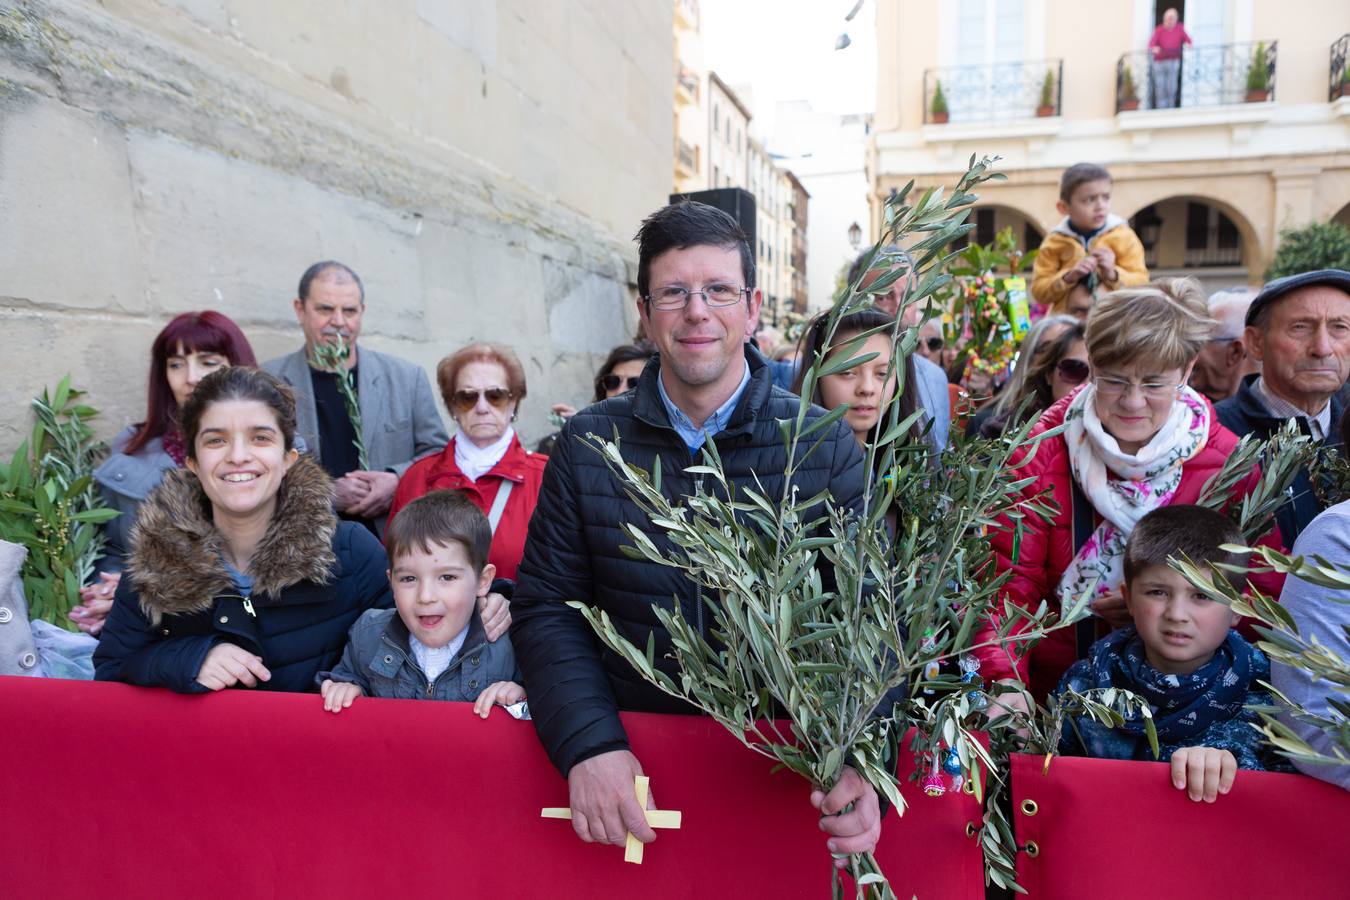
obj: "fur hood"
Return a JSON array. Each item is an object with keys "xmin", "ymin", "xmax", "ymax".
[{"xmin": 127, "ymin": 455, "xmax": 338, "ymax": 622}]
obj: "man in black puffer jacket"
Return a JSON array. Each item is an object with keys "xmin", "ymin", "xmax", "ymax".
[{"xmin": 511, "ymin": 201, "xmax": 875, "ymax": 863}]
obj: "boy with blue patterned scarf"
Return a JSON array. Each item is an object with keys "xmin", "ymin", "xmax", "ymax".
[{"xmin": 1054, "ymin": 504, "xmax": 1289, "ymax": 801}]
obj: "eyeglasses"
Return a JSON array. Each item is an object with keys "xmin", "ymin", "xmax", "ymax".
[
  {"xmin": 1056, "ymin": 358, "xmax": 1090, "ymax": 384},
  {"xmin": 449, "ymin": 388, "xmax": 514, "ymax": 413},
  {"xmin": 1093, "ymin": 375, "xmax": 1180, "ymax": 399},
  {"xmin": 924, "ymin": 336, "xmax": 944, "ymax": 353},
  {"xmin": 600, "ymin": 374, "xmax": 640, "ymax": 393},
  {"xmin": 645, "ymin": 283, "xmax": 749, "ymax": 311}
]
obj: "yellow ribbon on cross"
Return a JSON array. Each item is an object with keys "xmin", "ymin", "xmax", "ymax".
[{"xmin": 541, "ymin": 775, "xmax": 682, "ymax": 864}]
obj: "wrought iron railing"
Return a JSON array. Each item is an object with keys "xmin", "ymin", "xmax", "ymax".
[
  {"xmin": 1183, "ymin": 246, "xmax": 1244, "ymax": 267},
  {"xmin": 922, "ymin": 59, "xmax": 1063, "ymax": 125},
  {"xmin": 677, "ymin": 66, "xmax": 700, "ymax": 103},
  {"xmin": 676, "ymin": 139, "xmax": 697, "ymax": 174},
  {"xmin": 1331, "ymin": 34, "xmax": 1350, "ymax": 101},
  {"xmin": 1115, "ymin": 40, "xmax": 1276, "ymax": 113}
]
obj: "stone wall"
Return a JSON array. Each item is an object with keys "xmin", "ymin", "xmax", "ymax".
[{"xmin": 0, "ymin": 0, "xmax": 674, "ymax": 453}]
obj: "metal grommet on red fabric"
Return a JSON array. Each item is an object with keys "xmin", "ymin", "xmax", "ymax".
[
  {"xmin": 1024, "ymin": 840, "xmax": 1040, "ymax": 858},
  {"xmin": 965, "ymin": 821, "xmax": 977, "ymax": 838},
  {"xmin": 1021, "ymin": 799, "xmax": 1039, "ymax": 816},
  {"xmin": 962, "ymin": 778, "xmax": 976, "ymax": 795}
]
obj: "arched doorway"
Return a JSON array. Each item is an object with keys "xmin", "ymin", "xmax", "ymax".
[
  {"xmin": 1128, "ymin": 196, "xmax": 1255, "ymax": 291},
  {"xmin": 1333, "ymin": 202, "xmax": 1350, "ymax": 232},
  {"xmin": 951, "ymin": 204, "xmax": 1045, "ymax": 252}
]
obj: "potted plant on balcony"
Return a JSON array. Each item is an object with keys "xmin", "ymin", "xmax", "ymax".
[
  {"xmin": 1340, "ymin": 64, "xmax": 1350, "ymax": 99},
  {"xmin": 1119, "ymin": 65, "xmax": 1140, "ymax": 111},
  {"xmin": 1245, "ymin": 42, "xmax": 1271, "ymax": 102},
  {"xmin": 1036, "ymin": 68, "xmax": 1057, "ymax": 116},
  {"xmin": 931, "ymin": 79, "xmax": 949, "ymax": 124}
]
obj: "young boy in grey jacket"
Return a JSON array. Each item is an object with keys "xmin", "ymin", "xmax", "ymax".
[{"xmin": 319, "ymin": 490, "xmax": 522, "ymax": 716}]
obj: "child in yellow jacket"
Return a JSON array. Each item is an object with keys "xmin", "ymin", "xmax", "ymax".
[{"xmin": 1032, "ymin": 163, "xmax": 1149, "ymax": 313}]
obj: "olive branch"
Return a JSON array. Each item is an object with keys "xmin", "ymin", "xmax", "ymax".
[{"xmin": 309, "ymin": 336, "xmax": 370, "ymax": 470}]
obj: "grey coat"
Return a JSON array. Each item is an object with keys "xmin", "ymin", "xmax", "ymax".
[
  {"xmin": 262, "ymin": 346, "xmax": 448, "ymax": 478},
  {"xmin": 92, "ymin": 427, "xmax": 174, "ymax": 574},
  {"xmin": 913, "ymin": 355, "xmax": 952, "ymax": 451},
  {"xmin": 0, "ymin": 541, "xmax": 38, "ymax": 676},
  {"xmin": 320, "ymin": 607, "xmax": 519, "ymax": 702}
]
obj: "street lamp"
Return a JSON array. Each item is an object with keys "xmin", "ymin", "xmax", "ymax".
[{"xmin": 847, "ymin": 221, "xmax": 862, "ymax": 250}]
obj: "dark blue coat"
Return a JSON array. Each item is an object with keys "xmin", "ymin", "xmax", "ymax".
[
  {"xmin": 94, "ymin": 457, "xmax": 392, "ymax": 693},
  {"xmin": 1215, "ymin": 375, "xmax": 1345, "ymax": 545},
  {"xmin": 510, "ymin": 346, "xmax": 867, "ymax": 776}
]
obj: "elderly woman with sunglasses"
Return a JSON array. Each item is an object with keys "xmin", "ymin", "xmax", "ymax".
[
  {"xmin": 974, "ymin": 278, "xmax": 1286, "ymax": 703},
  {"xmin": 387, "ymin": 343, "xmax": 548, "ymax": 580}
]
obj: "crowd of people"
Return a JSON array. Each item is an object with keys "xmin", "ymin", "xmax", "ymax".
[{"xmin": 6, "ymin": 156, "xmax": 1348, "ymax": 859}]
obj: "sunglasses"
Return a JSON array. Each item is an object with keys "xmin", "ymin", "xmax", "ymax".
[
  {"xmin": 923, "ymin": 337, "xmax": 944, "ymax": 353},
  {"xmin": 1056, "ymin": 358, "xmax": 1090, "ymax": 384},
  {"xmin": 600, "ymin": 374, "xmax": 641, "ymax": 393},
  {"xmin": 450, "ymin": 388, "xmax": 514, "ymax": 413}
]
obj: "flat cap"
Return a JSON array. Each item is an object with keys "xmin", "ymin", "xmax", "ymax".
[{"xmin": 1246, "ymin": 268, "xmax": 1350, "ymax": 326}]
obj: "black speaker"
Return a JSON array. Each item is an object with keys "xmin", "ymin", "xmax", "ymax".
[{"xmin": 667, "ymin": 188, "xmax": 757, "ymax": 260}]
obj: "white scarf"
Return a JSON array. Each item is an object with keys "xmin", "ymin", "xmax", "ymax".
[
  {"xmin": 1056, "ymin": 384, "xmax": 1210, "ymax": 607},
  {"xmin": 454, "ymin": 428, "xmax": 515, "ymax": 482}
]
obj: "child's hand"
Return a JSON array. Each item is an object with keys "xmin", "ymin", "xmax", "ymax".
[
  {"xmin": 1170, "ymin": 746, "xmax": 1237, "ymax": 802},
  {"xmin": 1091, "ymin": 246, "xmax": 1117, "ymax": 281},
  {"xmin": 320, "ymin": 679, "xmax": 363, "ymax": 714},
  {"xmin": 1066, "ymin": 256, "xmax": 1098, "ymax": 284},
  {"xmin": 473, "ymin": 681, "xmax": 526, "ymax": 718}
]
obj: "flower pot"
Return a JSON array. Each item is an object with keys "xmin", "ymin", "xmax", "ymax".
[
  {"xmin": 931, "ymin": 111, "xmax": 949, "ymax": 124},
  {"xmin": 1119, "ymin": 99, "xmax": 1140, "ymax": 111},
  {"xmin": 1245, "ymin": 88, "xmax": 1270, "ymax": 102},
  {"xmin": 1036, "ymin": 105, "xmax": 1056, "ymax": 117},
  {"xmin": 1339, "ymin": 82, "xmax": 1350, "ymax": 98}
]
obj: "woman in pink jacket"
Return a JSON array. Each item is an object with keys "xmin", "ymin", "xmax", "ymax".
[{"xmin": 976, "ymin": 278, "xmax": 1285, "ymax": 703}]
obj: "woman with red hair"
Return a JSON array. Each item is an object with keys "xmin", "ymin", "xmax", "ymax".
[
  {"xmin": 388, "ymin": 343, "xmax": 547, "ymax": 580},
  {"xmin": 70, "ymin": 311, "xmax": 257, "ymax": 635}
]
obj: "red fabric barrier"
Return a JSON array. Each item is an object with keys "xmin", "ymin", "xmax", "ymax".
[
  {"xmin": 1011, "ymin": 752, "xmax": 1350, "ymax": 899},
  {"xmin": 0, "ymin": 678, "xmax": 984, "ymax": 899}
]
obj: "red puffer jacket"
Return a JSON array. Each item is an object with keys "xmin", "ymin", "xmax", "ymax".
[
  {"xmin": 973, "ymin": 389, "xmax": 1287, "ymax": 698},
  {"xmin": 388, "ymin": 435, "xmax": 548, "ymax": 581}
]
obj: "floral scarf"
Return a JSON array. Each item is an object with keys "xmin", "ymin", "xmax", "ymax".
[
  {"xmin": 161, "ymin": 428, "xmax": 188, "ymax": 467},
  {"xmin": 1056, "ymin": 385, "xmax": 1209, "ymax": 607}
]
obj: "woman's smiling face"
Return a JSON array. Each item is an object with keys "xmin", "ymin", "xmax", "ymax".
[{"xmin": 186, "ymin": 399, "xmax": 297, "ymax": 521}]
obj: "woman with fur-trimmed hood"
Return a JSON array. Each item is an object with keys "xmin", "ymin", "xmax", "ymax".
[{"xmin": 94, "ymin": 367, "xmax": 392, "ymax": 694}]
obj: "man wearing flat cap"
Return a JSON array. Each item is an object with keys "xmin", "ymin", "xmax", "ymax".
[{"xmin": 1215, "ymin": 269, "xmax": 1350, "ymax": 543}]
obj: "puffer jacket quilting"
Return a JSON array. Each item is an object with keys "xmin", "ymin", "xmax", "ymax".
[{"xmin": 510, "ymin": 346, "xmax": 867, "ymax": 776}]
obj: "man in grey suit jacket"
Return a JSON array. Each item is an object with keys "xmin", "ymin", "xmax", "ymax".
[{"xmin": 263, "ymin": 261, "xmax": 448, "ymax": 528}]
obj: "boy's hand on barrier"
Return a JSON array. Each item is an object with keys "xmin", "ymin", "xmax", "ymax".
[
  {"xmin": 1171, "ymin": 746, "xmax": 1237, "ymax": 802},
  {"xmin": 567, "ymin": 750, "xmax": 657, "ymax": 847},
  {"xmin": 196, "ymin": 644, "xmax": 271, "ymax": 691},
  {"xmin": 320, "ymin": 679, "xmax": 363, "ymax": 713},
  {"xmin": 478, "ymin": 592, "xmax": 511, "ymax": 642},
  {"xmin": 811, "ymin": 766, "xmax": 881, "ymax": 867},
  {"xmin": 473, "ymin": 681, "xmax": 525, "ymax": 718}
]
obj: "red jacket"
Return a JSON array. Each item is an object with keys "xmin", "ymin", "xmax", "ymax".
[
  {"xmin": 974, "ymin": 389, "xmax": 1286, "ymax": 697},
  {"xmin": 388, "ymin": 435, "xmax": 548, "ymax": 581}
]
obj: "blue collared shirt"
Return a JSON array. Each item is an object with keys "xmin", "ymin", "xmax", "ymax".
[{"xmin": 656, "ymin": 361, "xmax": 752, "ymax": 455}]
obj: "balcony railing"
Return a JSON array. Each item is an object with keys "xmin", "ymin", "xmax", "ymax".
[
  {"xmin": 676, "ymin": 139, "xmax": 698, "ymax": 175},
  {"xmin": 1115, "ymin": 40, "xmax": 1277, "ymax": 113},
  {"xmin": 676, "ymin": 66, "xmax": 700, "ymax": 104},
  {"xmin": 923, "ymin": 59, "xmax": 1062, "ymax": 125},
  {"xmin": 1332, "ymin": 34, "xmax": 1350, "ymax": 101}
]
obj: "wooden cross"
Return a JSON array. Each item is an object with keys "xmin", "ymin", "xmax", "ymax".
[{"xmin": 541, "ymin": 775, "xmax": 683, "ymax": 864}]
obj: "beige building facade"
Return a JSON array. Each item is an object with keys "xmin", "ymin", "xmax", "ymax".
[
  {"xmin": 869, "ymin": 0, "xmax": 1350, "ymax": 289},
  {"xmin": 0, "ymin": 0, "xmax": 674, "ymax": 454}
]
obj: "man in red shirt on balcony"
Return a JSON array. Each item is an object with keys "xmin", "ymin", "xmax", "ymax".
[{"xmin": 1148, "ymin": 8, "xmax": 1193, "ymax": 109}]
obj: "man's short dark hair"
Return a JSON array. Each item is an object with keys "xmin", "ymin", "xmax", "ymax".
[
  {"xmin": 384, "ymin": 490, "xmax": 492, "ymax": 574},
  {"xmin": 634, "ymin": 202, "xmax": 755, "ymax": 299},
  {"xmin": 298, "ymin": 260, "xmax": 365, "ymax": 306},
  {"xmin": 1059, "ymin": 163, "xmax": 1112, "ymax": 202},
  {"xmin": 1123, "ymin": 505, "xmax": 1244, "ymax": 592}
]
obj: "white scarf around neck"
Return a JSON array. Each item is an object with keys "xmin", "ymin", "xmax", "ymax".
[
  {"xmin": 455, "ymin": 428, "xmax": 515, "ymax": 482},
  {"xmin": 1056, "ymin": 384, "xmax": 1210, "ymax": 607}
]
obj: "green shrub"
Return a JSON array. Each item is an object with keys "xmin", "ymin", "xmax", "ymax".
[
  {"xmin": 1040, "ymin": 68, "xmax": 1056, "ymax": 108},
  {"xmin": 1265, "ymin": 220, "xmax": 1350, "ymax": 280},
  {"xmin": 1246, "ymin": 42, "xmax": 1269, "ymax": 92},
  {"xmin": 931, "ymin": 80, "xmax": 948, "ymax": 117},
  {"xmin": 0, "ymin": 378, "xmax": 117, "ymax": 630}
]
